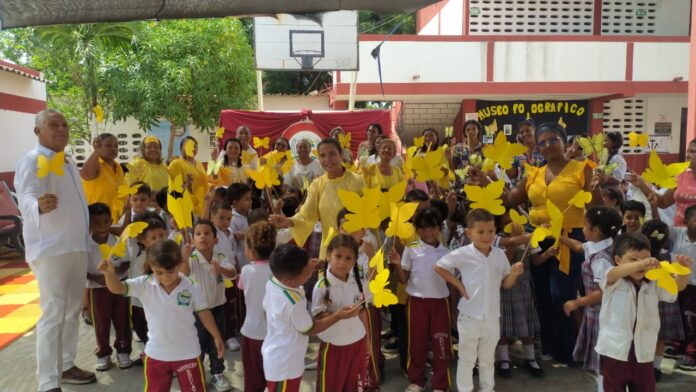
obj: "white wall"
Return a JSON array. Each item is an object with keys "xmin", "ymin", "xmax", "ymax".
[
  {"xmin": 439, "ymin": 0, "xmax": 464, "ymax": 35},
  {"xmin": 0, "ymin": 110, "xmax": 40, "ymax": 172},
  {"xmin": 633, "ymin": 43, "xmax": 690, "ymax": 81},
  {"xmin": 0, "ymin": 72, "xmax": 46, "ymax": 100},
  {"xmin": 644, "ymin": 94, "xmax": 687, "ymax": 153}
]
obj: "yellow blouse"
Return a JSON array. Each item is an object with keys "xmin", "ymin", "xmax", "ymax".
[
  {"xmin": 289, "ymin": 170, "xmax": 364, "ymax": 259},
  {"xmin": 363, "ymin": 165, "xmax": 404, "ymax": 190},
  {"xmin": 168, "ymin": 158, "xmax": 209, "ymax": 217},
  {"xmin": 526, "ymin": 159, "xmax": 586, "ymax": 229},
  {"xmin": 211, "ymin": 165, "xmax": 247, "ymax": 188},
  {"xmin": 82, "ymin": 158, "xmax": 125, "ymax": 222},
  {"xmin": 125, "ymin": 158, "xmax": 169, "ymax": 192}
]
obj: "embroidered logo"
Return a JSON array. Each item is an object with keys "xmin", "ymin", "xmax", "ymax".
[{"xmin": 177, "ymin": 289, "xmax": 192, "ymax": 306}]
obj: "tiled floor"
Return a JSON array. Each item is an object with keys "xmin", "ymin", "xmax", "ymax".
[{"xmin": 0, "ymin": 256, "xmax": 40, "ymax": 350}]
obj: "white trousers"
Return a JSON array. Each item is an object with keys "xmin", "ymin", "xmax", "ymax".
[
  {"xmin": 29, "ymin": 251, "xmax": 88, "ymax": 391},
  {"xmin": 456, "ymin": 315, "xmax": 500, "ymax": 392}
]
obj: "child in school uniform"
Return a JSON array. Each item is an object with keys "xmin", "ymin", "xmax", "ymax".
[
  {"xmin": 595, "ymin": 233, "xmax": 691, "ymax": 391},
  {"xmin": 86, "ymin": 203, "xmax": 133, "ymax": 371},
  {"xmin": 435, "ymin": 209, "xmax": 524, "ymax": 392},
  {"xmin": 181, "ymin": 220, "xmax": 236, "ymax": 391},
  {"xmin": 210, "ymin": 203, "xmax": 235, "ymax": 264},
  {"xmin": 313, "ymin": 235, "xmax": 370, "ymax": 392},
  {"xmin": 620, "ymin": 200, "xmax": 647, "ymax": 234},
  {"xmin": 117, "ymin": 182, "xmax": 152, "ymax": 226},
  {"xmin": 239, "ymin": 221, "xmax": 277, "ymax": 392},
  {"xmin": 390, "ymin": 207, "xmax": 452, "ymax": 392},
  {"xmin": 100, "ymin": 240, "xmax": 225, "ymax": 392},
  {"xmin": 560, "ymin": 207, "xmax": 622, "ymax": 386},
  {"xmin": 262, "ymin": 244, "xmax": 362, "ymax": 392}
]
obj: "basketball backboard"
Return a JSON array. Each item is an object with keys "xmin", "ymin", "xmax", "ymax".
[{"xmin": 253, "ymin": 11, "xmax": 358, "ymax": 71}]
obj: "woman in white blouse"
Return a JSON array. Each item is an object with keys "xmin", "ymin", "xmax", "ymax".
[{"xmin": 283, "ymin": 139, "xmax": 324, "ymax": 189}]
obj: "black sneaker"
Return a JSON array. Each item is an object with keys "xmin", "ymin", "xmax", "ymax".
[
  {"xmin": 676, "ymin": 356, "xmax": 696, "ymax": 371},
  {"xmin": 524, "ymin": 360, "xmax": 545, "ymax": 378},
  {"xmin": 664, "ymin": 346, "xmax": 685, "ymax": 359},
  {"xmin": 654, "ymin": 367, "xmax": 662, "ymax": 382},
  {"xmin": 497, "ymin": 361, "xmax": 512, "ymax": 379},
  {"xmin": 382, "ymin": 339, "xmax": 399, "ymax": 353},
  {"xmin": 381, "ymin": 329, "xmax": 394, "ymax": 340}
]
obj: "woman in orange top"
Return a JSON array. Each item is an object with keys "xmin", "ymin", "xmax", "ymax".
[
  {"xmin": 81, "ymin": 133, "xmax": 125, "ymax": 223},
  {"xmin": 168, "ymin": 136, "xmax": 209, "ymax": 217},
  {"xmin": 506, "ymin": 122, "xmax": 605, "ymax": 366}
]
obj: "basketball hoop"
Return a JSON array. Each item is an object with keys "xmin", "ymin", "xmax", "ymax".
[{"xmin": 289, "ymin": 30, "xmax": 324, "ymax": 70}]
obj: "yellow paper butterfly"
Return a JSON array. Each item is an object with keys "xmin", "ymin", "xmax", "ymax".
[
  {"xmin": 207, "ymin": 159, "xmax": 222, "ymax": 176},
  {"xmin": 122, "ymin": 221, "xmax": 150, "ymax": 239},
  {"xmin": 361, "ymin": 164, "xmax": 377, "ymax": 178},
  {"xmin": 567, "ymin": 190, "xmax": 593, "ymax": 209},
  {"xmin": 281, "ymin": 151, "xmax": 294, "ymax": 174},
  {"xmin": 628, "ymin": 131, "xmax": 649, "ymax": 148},
  {"xmin": 37, "ymin": 152, "xmax": 65, "ymax": 178},
  {"xmin": 117, "ymin": 183, "xmax": 142, "ymax": 199},
  {"xmin": 262, "ymin": 150, "xmax": 283, "ymax": 167},
  {"xmin": 469, "ymin": 153, "xmax": 482, "ymax": 167},
  {"xmin": 245, "ymin": 165, "xmax": 281, "ymax": 190},
  {"xmin": 454, "ymin": 167, "xmax": 469, "ymax": 181},
  {"xmin": 369, "ymin": 246, "xmax": 385, "ymax": 273},
  {"xmin": 504, "ymin": 209, "xmax": 528, "ymax": 234},
  {"xmin": 413, "ymin": 136, "xmax": 425, "ymax": 149},
  {"xmin": 481, "ymin": 158, "xmax": 497, "ymax": 173},
  {"xmin": 577, "ymin": 133, "xmax": 605, "ymax": 157},
  {"xmin": 338, "ymin": 187, "xmax": 381, "ymax": 233},
  {"xmin": 168, "ymin": 175, "xmax": 194, "ymax": 229},
  {"xmin": 530, "ymin": 226, "xmax": 551, "ymax": 248},
  {"xmin": 642, "ymin": 150, "xmax": 690, "ymax": 189},
  {"xmin": 484, "ymin": 119, "xmax": 498, "ymax": 136},
  {"xmin": 410, "ymin": 148, "xmax": 446, "ymax": 182},
  {"xmin": 223, "ymin": 279, "xmax": 234, "ymax": 288},
  {"xmin": 342, "ymin": 162, "xmax": 357, "ymax": 173},
  {"xmin": 377, "ymin": 180, "xmax": 407, "ymax": 221},
  {"xmin": 463, "ymin": 180, "xmax": 506, "ymax": 216},
  {"xmin": 93, "ymin": 105, "xmax": 104, "ymax": 124},
  {"xmin": 253, "ymin": 136, "xmax": 270, "ymax": 150},
  {"xmin": 385, "ymin": 202, "xmax": 419, "ymax": 240},
  {"xmin": 215, "ymin": 127, "xmax": 225, "ymax": 139},
  {"xmin": 99, "ymin": 241, "xmax": 127, "ymax": 260},
  {"xmin": 323, "ymin": 227, "xmax": 338, "ymax": 247},
  {"xmin": 445, "ymin": 126, "xmax": 454, "ymax": 138},
  {"xmin": 338, "ymin": 133, "xmax": 352, "ymax": 150},
  {"xmin": 173, "ymin": 232, "xmax": 183, "ymax": 245},
  {"xmin": 546, "ymin": 199, "xmax": 564, "ymax": 246},
  {"xmin": 482, "ymin": 132, "xmax": 528, "ymax": 170},
  {"xmin": 241, "ymin": 150, "xmax": 256, "ymax": 166},
  {"xmin": 645, "ymin": 261, "xmax": 691, "ymax": 295},
  {"xmin": 369, "ymin": 268, "xmax": 398, "ymax": 308},
  {"xmin": 183, "ymin": 139, "xmax": 196, "ymax": 158}
]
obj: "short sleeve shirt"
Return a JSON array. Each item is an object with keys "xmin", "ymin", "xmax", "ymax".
[
  {"xmin": 188, "ymin": 250, "xmax": 233, "ymax": 308},
  {"xmin": 401, "ymin": 240, "xmax": 450, "ymax": 299},
  {"xmin": 86, "ymin": 235, "xmax": 129, "ymax": 288},
  {"xmin": 311, "ymin": 270, "xmax": 365, "ymax": 346},
  {"xmin": 239, "ymin": 261, "xmax": 272, "ymax": 340}
]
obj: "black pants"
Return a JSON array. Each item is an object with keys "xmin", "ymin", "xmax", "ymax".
[{"xmin": 195, "ymin": 304, "xmax": 226, "ymax": 375}]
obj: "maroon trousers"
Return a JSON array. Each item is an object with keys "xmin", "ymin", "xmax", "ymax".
[
  {"xmin": 143, "ymin": 355, "xmax": 205, "ymax": 392},
  {"xmin": 224, "ymin": 286, "xmax": 246, "ymax": 340},
  {"xmin": 267, "ymin": 377, "xmax": 301, "ymax": 392},
  {"xmin": 407, "ymin": 297, "xmax": 453, "ymax": 390},
  {"xmin": 601, "ymin": 345, "xmax": 655, "ymax": 392},
  {"xmin": 89, "ymin": 287, "xmax": 131, "ymax": 357},
  {"xmin": 241, "ymin": 336, "xmax": 266, "ymax": 392},
  {"xmin": 363, "ymin": 305, "xmax": 383, "ymax": 391},
  {"xmin": 130, "ymin": 304, "xmax": 148, "ymax": 343},
  {"xmin": 317, "ymin": 338, "xmax": 368, "ymax": 392}
]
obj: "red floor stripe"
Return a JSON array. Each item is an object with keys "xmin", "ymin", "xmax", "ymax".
[
  {"xmin": 0, "ymin": 304, "xmax": 22, "ymax": 318},
  {"xmin": 0, "ymin": 274, "xmax": 34, "ymax": 285}
]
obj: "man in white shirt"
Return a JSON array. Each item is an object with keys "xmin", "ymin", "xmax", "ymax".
[{"xmin": 14, "ymin": 110, "xmax": 96, "ymax": 391}]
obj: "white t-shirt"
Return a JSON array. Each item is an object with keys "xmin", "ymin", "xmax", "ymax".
[
  {"xmin": 401, "ymin": 239, "xmax": 450, "ymax": 299},
  {"xmin": 216, "ymin": 228, "xmax": 237, "ymax": 267},
  {"xmin": 230, "ymin": 210, "xmax": 249, "ymax": 267},
  {"xmin": 670, "ymin": 226, "xmax": 696, "ymax": 285},
  {"xmin": 239, "ymin": 261, "xmax": 272, "ymax": 340},
  {"xmin": 126, "ymin": 243, "xmax": 147, "ymax": 308},
  {"xmin": 86, "ymin": 235, "xmax": 129, "ymax": 288},
  {"xmin": 582, "ymin": 238, "xmax": 614, "ymax": 283},
  {"xmin": 188, "ymin": 249, "xmax": 233, "ymax": 308},
  {"xmin": 262, "ymin": 277, "xmax": 314, "ymax": 381},
  {"xmin": 125, "ymin": 274, "xmax": 206, "ymax": 361},
  {"xmin": 311, "ymin": 270, "xmax": 365, "ymax": 346},
  {"xmin": 436, "ymin": 244, "xmax": 511, "ymax": 320},
  {"xmin": 283, "ymin": 159, "xmax": 324, "ymax": 188}
]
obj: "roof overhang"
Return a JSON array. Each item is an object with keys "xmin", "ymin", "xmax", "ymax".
[{"xmin": 0, "ymin": 0, "xmax": 437, "ymax": 29}]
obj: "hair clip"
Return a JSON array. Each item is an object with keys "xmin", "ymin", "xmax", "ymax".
[{"xmin": 650, "ymin": 230, "xmax": 665, "ymax": 241}]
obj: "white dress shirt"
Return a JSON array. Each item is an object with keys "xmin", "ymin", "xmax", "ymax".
[
  {"xmin": 401, "ymin": 239, "xmax": 450, "ymax": 299},
  {"xmin": 582, "ymin": 238, "xmax": 614, "ymax": 283},
  {"xmin": 311, "ymin": 269, "xmax": 366, "ymax": 346},
  {"xmin": 230, "ymin": 209, "xmax": 249, "ymax": 267}
]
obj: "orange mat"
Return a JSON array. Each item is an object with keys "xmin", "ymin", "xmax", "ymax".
[{"xmin": 0, "ymin": 258, "xmax": 40, "ymax": 350}]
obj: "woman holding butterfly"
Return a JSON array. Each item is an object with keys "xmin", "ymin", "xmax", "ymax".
[
  {"xmin": 168, "ymin": 136, "xmax": 209, "ymax": 217},
  {"xmin": 81, "ymin": 132, "xmax": 126, "ymax": 223},
  {"xmin": 330, "ymin": 126, "xmax": 355, "ymax": 165},
  {"xmin": 124, "ymin": 136, "xmax": 169, "ymax": 192},
  {"xmin": 210, "ymin": 138, "xmax": 247, "ymax": 187},
  {"xmin": 357, "ymin": 123, "xmax": 383, "ymax": 165},
  {"xmin": 452, "ymin": 120, "xmax": 484, "ymax": 170}
]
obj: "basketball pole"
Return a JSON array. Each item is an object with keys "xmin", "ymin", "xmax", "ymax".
[
  {"xmin": 256, "ymin": 70, "xmax": 265, "ymax": 111},
  {"xmin": 348, "ymin": 71, "xmax": 358, "ymax": 111}
]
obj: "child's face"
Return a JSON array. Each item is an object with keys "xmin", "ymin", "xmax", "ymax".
[
  {"xmin": 193, "ymin": 224, "xmax": 218, "ymax": 252},
  {"xmin": 212, "ymin": 209, "xmax": 233, "ymax": 231},
  {"xmin": 623, "ymin": 210, "xmax": 643, "ymax": 233},
  {"xmin": 417, "ymin": 226, "xmax": 440, "ymax": 246},
  {"xmin": 90, "ymin": 213, "xmax": 111, "ymax": 237},
  {"xmin": 328, "ymin": 246, "xmax": 357, "ymax": 280},
  {"xmin": 139, "ymin": 228, "xmax": 167, "ymax": 249},
  {"xmin": 151, "ymin": 265, "xmax": 181, "ymax": 289},
  {"xmin": 466, "ymin": 220, "xmax": 496, "ymax": 250},
  {"xmin": 614, "ymin": 248, "xmax": 652, "ymax": 282},
  {"xmin": 130, "ymin": 193, "xmax": 151, "ymax": 214},
  {"xmin": 583, "ymin": 219, "xmax": 601, "ymax": 242},
  {"xmin": 685, "ymin": 214, "xmax": 696, "ymax": 234},
  {"xmin": 233, "ymin": 191, "xmax": 252, "ymax": 215}
]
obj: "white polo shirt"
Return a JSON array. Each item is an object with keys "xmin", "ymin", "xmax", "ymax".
[
  {"xmin": 239, "ymin": 260, "xmax": 272, "ymax": 340},
  {"xmin": 86, "ymin": 235, "xmax": 129, "ymax": 288},
  {"xmin": 311, "ymin": 270, "xmax": 365, "ymax": 346},
  {"xmin": 125, "ymin": 274, "xmax": 206, "ymax": 361},
  {"xmin": 582, "ymin": 238, "xmax": 614, "ymax": 283},
  {"xmin": 595, "ymin": 269, "xmax": 676, "ymax": 363},
  {"xmin": 216, "ymin": 228, "xmax": 237, "ymax": 267},
  {"xmin": 262, "ymin": 277, "xmax": 314, "ymax": 381},
  {"xmin": 230, "ymin": 210, "xmax": 249, "ymax": 267},
  {"xmin": 401, "ymin": 239, "xmax": 450, "ymax": 299},
  {"xmin": 670, "ymin": 226, "xmax": 696, "ymax": 285},
  {"xmin": 436, "ymin": 244, "xmax": 511, "ymax": 320},
  {"xmin": 188, "ymin": 249, "xmax": 233, "ymax": 308}
]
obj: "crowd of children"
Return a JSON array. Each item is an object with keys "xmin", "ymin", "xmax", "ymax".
[{"xmin": 81, "ymin": 129, "xmax": 696, "ymax": 392}]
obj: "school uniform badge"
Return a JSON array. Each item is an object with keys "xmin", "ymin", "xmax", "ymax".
[{"xmin": 177, "ymin": 290, "xmax": 192, "ymax": 306}]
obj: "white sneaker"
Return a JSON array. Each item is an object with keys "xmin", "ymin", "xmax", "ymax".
[
  {"xmin": 96, "ymin": 356, "xmax": 112, "ymax": 371},
  {"xmin": 304, "ymin": 361, "xmax": 317, "ymax": 370},
  {"xmin": 117, "ymin": 353, "xmax": 132, "ymax": 369},
  {"xmin": 404, "ymin": 384, "xmax": 423, "ymax": 392},
  {"xmin": 211, "ymin": 373, "xmax": 232, "ymax": 391},
  {"xmin": 226, "ymin": 337, "xmax": 240, "ymax": 351}
]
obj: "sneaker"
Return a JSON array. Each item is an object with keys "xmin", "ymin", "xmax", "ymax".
[
  {"xmin": 305, "ymin": 361, "xmax": 317, "ymax": 370},
  {"xmin": 524, "ymin": 360, "xmax": 545, "ymax": 378},
  {"xmin": 664, "ymin": 346, "xmax": 685, "ymax": 359},
  {"xmin": 404, "ymin": 384, "xmax": 423, "ymax": 392},
  {"xmin": 211, "ymin": 373, "xmax": 232, "ymax": 392},
  {"xmin": 654, "ymin": 367, "xmax": 662, "ymax": 382},
  {"xmin": 95, "ymin": 356, "xmax": 112, "ymax": 371},
  {"xmin": 61, "ymin": 366, "xmax": 97, "ymax": 384},
  {"xmin": 82, "ymin": 308, "xmax": 93, "ymax": 325},
  {"xmin": 539, "ymin": 353, "xmax": 553, "ymax": 361},
  {"xmin": 225, "ymin": 337, "xmax": 240, "ymax": 351},
  {"xmin": 381, "ymin": 328, "xmax": 394, "ymax": 340},
  {"xmin": 497, "ymin": 361, "xmax": 511, "ymax": 379},
  {"xmin": 382, "ymin": 338, "xmax": 399, "ymax": 353},
  {"xmin": 117, "ymin": 353, "xmax": 133, "ymax": 369},
  {"xmin": 676, "ymin": 356, "xmax": 696, "ymax": 371},
  {"xmin": 133, "ymin": 352, "xmax": 145, "ymax": 367}
]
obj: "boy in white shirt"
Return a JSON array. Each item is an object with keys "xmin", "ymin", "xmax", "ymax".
[
  {"xmin": 435, "ymin": 209, "xmax": 524, "ymax": 392},
  {"xmin": 262, "ymin": 244, "xmax": 361, "ymax": 392}
]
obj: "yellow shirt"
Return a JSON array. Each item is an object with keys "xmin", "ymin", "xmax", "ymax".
[
  {"xmin": 211, "ymin": 164, "xmax": 247, "ymax": 188},
  {"xmin": 125, "ymin": 158, "xmax": 169, "ymax": 192},
  {"xmin": 289, "ymin": 170, "xmax": 364, "ymax": 259},
  {"xmin": 363, "ymin": 165, "xmax": 404, "ymax": 190},
  {"xmin": 168, "ymin": 158, "xmax": 209, "ymax": 217},
  {"xmin": 82, "ymin": 158, "xmax": 125, "ymax": 222},
  {"xmin": 526, "ymin": 159, "xmax": 586, "ymax": 229}
]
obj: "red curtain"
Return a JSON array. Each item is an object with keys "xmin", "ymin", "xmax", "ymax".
[{"xmin": 218, "ymin": 109, "xmax": 391, "ymax": 156}]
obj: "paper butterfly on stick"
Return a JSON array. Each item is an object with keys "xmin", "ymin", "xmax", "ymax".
[
  {"xmin": 245, "ymin": 165, "xmax": 281, "ymax": 190},
  {"xmin": 241, "ymin": 150, "xmax": 256, "ymax": 166},
  {"xmin": 484, "ymin": 119, "xmax": 498, "ymax": 136},
  {"xmin": 577, "ymin": 133, "xmax": 605, "ymax": 157},
  {"xmin": 253, "ymin": 136, "xmax": 270, "ymax": 150},
  {"xmin": 117, "ymin": 183, "xmax": 142, "ymax": 199},
  {"xmin": 385, "ymin": 202, "xmax": 419, "ymax": 240},
  {"xmin": 182, "ymin": 139, "xmax": 196, "ymax": 158},
  {"xmin": 215, "ymin": 127, "xmax": 225, "ymax": 139},
  {"xmin": 338, "ymin": 187, "xmax": 381, "ymax": 233},
  {"xmin": 628, "ymin": 131, "xmax": 648, "ymax": 148},
  {"xmin": 645, "ymin": 261, "xmax": 691, "ymax": 295},
  {"xmin": 37, "ymin": 152, "xmax": 66, "ymax": 178},
  {"xmin": 370, "ymin": 268, "xmax": 398, "ymax": 308},
  {"xmin": 93, "ymin": 105, "xmax": 104, "ymax": 124},
  {"xmin": 167, "ymin": 175, "xmax": 194, "ymax": 229},
  {"xmin": 99, "ymin": 221, "xmax": 149, "ymax": 260},
  {"xmin": 642, "ymin": 150, "xmax": 690, "ymax": 189},
  {"xmin": 207, "ymin": 160, "xmax": 222, "ymax": 176},
  {"xmin": 338, "ymin": 133, "xmax": 351, "ymax": 150},
  {"xmin": 410, "ymin": 147, "xmax": 446, "ymax": 182},
  {"xmin": 504, "ymin": 209, "xmax": 528, "ymax": 234},
  {"xmin": 482, "ymin": 132, "xmax": 528, "ymax": 170},
  {"xmin": 377, "ymin": 180, "xmax": 407, "ymax": 221},
  {"xmin": 567, "ymin": 190, "xmax": 593, "ymax": 209},
  {"xmin": 463, "ymin": 180, "xmax": 506, "ymax": 216},
  {"xmin": 445, "ymin": 126, "xmax": 454, "ymax": 138}
]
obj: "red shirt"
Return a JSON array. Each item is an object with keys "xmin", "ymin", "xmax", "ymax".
[{"xmin": 673, "ymin": 169, "xmax": 696, "ymax": 226}]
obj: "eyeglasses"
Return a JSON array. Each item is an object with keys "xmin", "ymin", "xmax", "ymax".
[{"xmin": 536, "ymin": 136, "xmax": 562, "ymax": 149}]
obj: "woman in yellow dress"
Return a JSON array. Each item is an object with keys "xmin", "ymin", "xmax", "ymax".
[
  {"xmin": 81, "ymin": 133, "xmax": 125, "ymax": 223},
  {"xmin": 269, "ymin": 138, "xmax": 363, "ymax": 259},
  {"xmin": 363, "ymin": 139, "xmax": 404, "ymax": 190},
  {"xmin": 125, "ymin": 136, "xmax": 169, "ymax": 192},
  {"xmin": 168, "ymin": 136, "xmax": 209, "ymax": 217},
  {"xmin": 505, "ymin": 122, "xmax": 605, "ymax": 366},
  {"xmin": 211, "ymin": 138, "xmax": 247, "ymax": 187}
]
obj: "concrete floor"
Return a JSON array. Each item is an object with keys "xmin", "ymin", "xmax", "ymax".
[{"xmin": 1, "ymin": 321, "xmax": 695, "ymax": 391}]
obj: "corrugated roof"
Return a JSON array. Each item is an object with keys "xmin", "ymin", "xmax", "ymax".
[{"xmin": 0, "ymin": 59, "xmax": 47, "ymax": 82}]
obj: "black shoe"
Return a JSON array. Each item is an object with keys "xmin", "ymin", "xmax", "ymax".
[
  {"xmin": 497, "ymin": 361, "xmax": 512, "ymax": 379},
  {"xmin": 654, "ymin": 367, "xmax": 662, "ymax": 382},
  {"xmin": 382, "ymin": 339, "xmax": 399, "ymax": 353},
  {"xmin": 664, "ymin": 346, "xmax": 686, "ymax": 359},
  {"xmin": 677, "ymin": 356, "xmax": 696, "ymax": 371},
  {"xmin": 524, "ymin": 360, "xmax": 545, "ymax": 378},
  {"xmin": 473, "ymin": 365, "xmax": 479, "ymax": 376}
]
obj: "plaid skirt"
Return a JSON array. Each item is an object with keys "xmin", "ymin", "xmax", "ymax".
[
  {"xmin": 573, "ymin": 305, "xmax": 600, "ymax": 373},
  {"xmin": 500, "ymin": 274, "xmax": 540, "ymax": 338},
  {"xmin": 659, "ymin": 300, "xmax": 685, "ymax": 341}
]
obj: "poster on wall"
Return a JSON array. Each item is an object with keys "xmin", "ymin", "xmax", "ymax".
[
  {"xmin": 475, "ymin": 100, "xmax": 590, "ymax": 141},
  {"xmin": 147, "ymin": 120, "xmax": 189, "ymax": 160}
]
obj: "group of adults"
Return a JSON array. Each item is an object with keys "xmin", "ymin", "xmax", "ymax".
[{"xmin": 15, "ymin": 108, "xmax": 696, "ymax": 391}]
